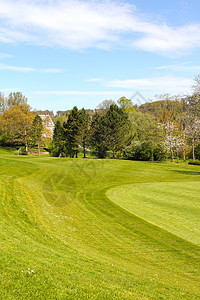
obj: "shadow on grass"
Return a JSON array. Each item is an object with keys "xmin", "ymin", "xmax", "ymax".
[{"xmin": 173, "ymin": 170, "xmax": 200, "ymax": 176}]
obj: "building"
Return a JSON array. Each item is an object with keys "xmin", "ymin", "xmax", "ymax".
[{"xmin": 39, "ymin": 115, "xmax": 54, "ymax": 139}]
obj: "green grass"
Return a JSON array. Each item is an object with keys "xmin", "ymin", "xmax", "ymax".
[
  {"xmin": 107, "ymin": 181, "xmax": 200, "ymax": 245},
  {"xmin": 0, "ymin": 148, "xmax": 199, "ymax": 299}
]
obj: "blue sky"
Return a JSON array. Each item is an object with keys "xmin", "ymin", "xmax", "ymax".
[{"xmin": 0, "ymin": 0, "xmax": 200, "ymax": 112}]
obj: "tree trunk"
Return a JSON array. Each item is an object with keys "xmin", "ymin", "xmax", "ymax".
[
  {"xmin": 25, "ymin": 130, "xmax": 28, "ymax": 153},
  {"xmin": 113, "ymin": 149, "xmax": 116, "ymax": 159},
  {"xmin": 183, "ymin": 134, "xmax": 186, "ymax": 161},
  {"xmin": 192, "ymin": 138, "xmax": 195, "ymax": 162},
  {"xmin": 83, "ymin": 142, "xmax": 86, "ymax": 158},
  {"xmin": 38, "ymin": 141, "xmax": 40, "ymax": 156},
  {"xmin": 170, "ymin": 145, "xmax": 174, "ymax": 162},
  {"xmin": 75, "ymin": 150, "xmax": 78, "ymax": 158},
  {"xmin": 176, "ymin": 148, "xmax": 179, "ymax": 163}
]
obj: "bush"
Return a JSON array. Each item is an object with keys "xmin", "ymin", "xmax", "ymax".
[{"xmin": 123, "ymin": 141, "xmax": 167, "ymax": 161}]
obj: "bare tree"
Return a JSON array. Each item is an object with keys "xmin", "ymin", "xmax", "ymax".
[{"xmin": 193, "ymin": 74, "xmax": 200, "ymax": 94}]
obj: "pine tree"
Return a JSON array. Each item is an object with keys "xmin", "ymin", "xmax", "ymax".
[
  {"xmin": 103, "ymin": 104, "xmax": 130, "ymax": 158},
  {"xmin": 64, "ymin": 106, "xmax": 81, "ymax": 158},
  {"xmin": 90, "ymin": 112, "xmax": 109, "ymax": 158},
  {"xmin": 52, "ymin": 120, "xmax": 65, "ymax": 157},
  {"xmin": 76, "ymin": 108, "xmax": 90, "ymax": 158}
]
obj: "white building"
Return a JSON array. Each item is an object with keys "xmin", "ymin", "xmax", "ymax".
[{"xmin": 39, "ymin": 115, "xmax": 54, "ymax": 139}]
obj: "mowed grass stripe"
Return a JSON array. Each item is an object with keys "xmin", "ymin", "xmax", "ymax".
[{"xmin": 0, "ymin": 150, "xmax": 200, "ymax": 299}]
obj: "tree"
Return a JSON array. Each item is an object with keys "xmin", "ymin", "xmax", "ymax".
[
  {"xmin": 160, "ymin": 121, "xmax": 184, "ymax": 162},
  {"xmin": 0, "ymin": 93, "xmax": 7, "ymax": 113},
  {"xmin": 64, "ymin": 106, "xmax": 81, "ymax": 158},
  {"xmin": 185, "ymin": 93, "xmax": 200, "ymax": 162},
  {"xmin": 90, "ymin": 112, "xmax": 109, "ymax": 158},
  {"xmin": 0, "ymin": 104, "xmax": 34, "ymax": 151},
  {"xmin": 96, "ymin": 99, "xmax": 116, "ymax": 115},
  {"xmin": 7, "ymin": 92, "xmax": 28, "ymax": 107},
  {"xmin": 102, "ymin": 104, "xmax": 130, "ymax": 158},
  {"xmin": 193, "ymin": 74, "xmax": 200, "ymax": 94},
  {"xmin": 76, "ymin": 108, "xmax": 90, "ymax": 158},
  {"xmin": 52, "ymin": 120, "xmax": 66, "ymax": 157},
  {"xmin": 117, "ymin": 96, "xmax": 135, "ymax": 113},
  {"xmin": 31, "ymin": 115, "xmax": 44, "ymax": 156}
]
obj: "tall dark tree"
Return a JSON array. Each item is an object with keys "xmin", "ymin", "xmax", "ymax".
[
  {"xmin": 64, "ymin": 106, "xmax": 81, "ymax": 158},
  {"xmin": 31, "ymin": 115, "xmax": 43, "ymax": 156},
  {"xmin": 52, "ymin": 120, "xmax": 66, "ymax": 157},
  {"xmin": 90, "ymin": 112, "xmax": 109, "ymax": 158},
  {"xmin": 76, "ymin": 108, "xmax": 90, "ymax": 158},
  {"xmin": 103, "ymin": 104, "xmax": 130, "ymax": 158}
]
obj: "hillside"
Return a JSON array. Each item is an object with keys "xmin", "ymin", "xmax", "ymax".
[{"xmin": 0, "ymin": 149, "xmax": 199, "ymax": 299}]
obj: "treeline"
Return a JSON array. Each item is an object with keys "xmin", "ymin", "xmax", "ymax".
[
  {"xmin": 1, "ymin": 77, "xmax": 200, "ymax": 162},
  {"xmin": 51, "ymin": 102, "xmax": 130, "ymax": 159},
  {"xmin": 51, "ymin": 93, "xmax": 200, "ymax": 162}
]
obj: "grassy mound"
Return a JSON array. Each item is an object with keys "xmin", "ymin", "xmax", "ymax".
[{"xmin": 0, "ymin": 150, "xmax": 199, "ymax": 299}]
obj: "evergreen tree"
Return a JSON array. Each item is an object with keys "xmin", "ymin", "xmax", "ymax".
[
  {"xmin": 90, "ymin": 112, "xmax": 109, "ymax": 158},
  {"xmin": 52, "ymin": 120, "xmax": 65, "ymax": 157},
  {"xmin": 76, "ymin": 108, "xmax": 90, "ymax": 158},
  {"xmin": 64, "ymin": 106, "xmax": 81, "ymax": 158},
  {"xmin": 103, "ymin": 104, "xmax": 130, "ymax": 158}
]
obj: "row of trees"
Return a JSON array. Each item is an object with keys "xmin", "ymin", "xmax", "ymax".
[
  {"xmin": 51, "ymin": 90, "xmax": 200, "ymax": 162},
  {"xmin": 52, "ymin": 103, "xmax": 130, "ymax": 159},
  {"xmin": 1, "ymin": 74, "xmax": 200, "ymax": 162}
]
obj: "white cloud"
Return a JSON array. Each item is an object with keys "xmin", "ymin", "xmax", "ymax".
[
  {"xmin": 40, "ymin": 68, "xmax": 64, "ymax": 73},
  {"xmin": 31, "ymin": 90, "xmax": 131, "ymax": 96},
  {"xmin": 0, "ymin": 63, "xmax": 35, "ymax": 72},
  {"xmin": 0, "ymin": 63, "xmax": 63, "ymax": 73},
  {"xmin": 155, "ymin": 64, "xmax": 200, "ymax": 72},
  {"xmin": 0, "ymin": 52, "xmax": 13, "ymax": 58},
  {"xmin": 0, "ymin": 0, "xmax": 199, "ymax": 55},
  {"xmin": 105, "ymin": 76, "xmax": 193, "ymax": 94}
]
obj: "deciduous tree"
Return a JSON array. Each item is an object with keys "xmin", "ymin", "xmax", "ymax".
[{"xmin": 31, "ymin": 115, "xmax": 44, "ymax": 156}]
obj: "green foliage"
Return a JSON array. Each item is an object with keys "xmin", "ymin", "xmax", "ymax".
[
  {"xmin": 64, "ymin": 106, "xmax": 81, "ymax": 157},
  {"xmin": 51, "ymin": 120, "xmax": 66, "ymax": 157},
  {"xmin": 123, "ymin": 141, "xmax": 167, "ymax": 161},
  {"xmin": 90, "ymin": 105, "xmax": 130, "ymax": 158},
  {"xmin": 194, "ymin": 143, "xmax": 200, "ymax": 159},
  {"xmin": 117, "ymin": 96, "xmax": 135, "ymax": 113},
  {"xmin": 31, "ymin": 115, "xmax": 43, "ymax": 155},
  {"xmin": 103, "ymin": 104, "xmax": 130, "ymax": 158},
  {"xmin": 90, "ymin": 113, "xmax": 109, "ymax": 158},
  {"xmin": 129, "ymin": 111, "xmax": 164, "ymax": 143},
  {"xmin": 76, "ymin": 108, "xmax": 90, "ymax": 158}
]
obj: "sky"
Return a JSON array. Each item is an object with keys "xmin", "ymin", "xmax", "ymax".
[{"xmin": 0, "ymin": 0, "xmax": 200, "ymax": 112}]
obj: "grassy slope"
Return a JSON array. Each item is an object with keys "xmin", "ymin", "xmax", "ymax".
[{"xmin": 0, "ymin": 149, "xmax": 199, "ymax": 299}]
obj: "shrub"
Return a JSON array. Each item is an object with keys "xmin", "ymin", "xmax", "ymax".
[{"xmin": 123, "ymin": 141, "xmax": 167, "ymax": 161}]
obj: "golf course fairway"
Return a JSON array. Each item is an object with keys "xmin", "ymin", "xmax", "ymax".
[{"xmin": 0, "ymin": 149, "xmax": 199, "ymax": 299}]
